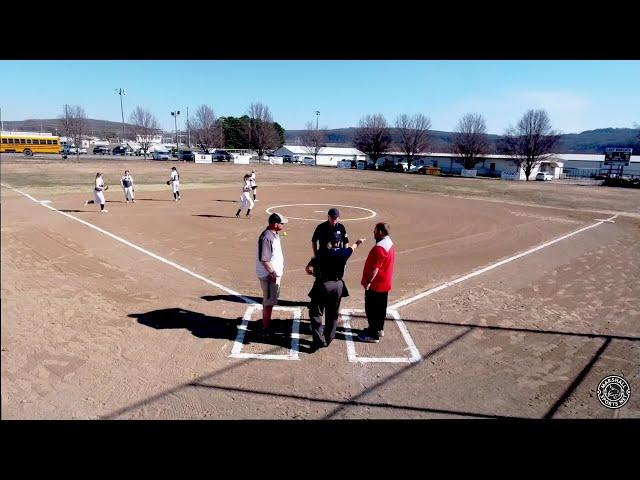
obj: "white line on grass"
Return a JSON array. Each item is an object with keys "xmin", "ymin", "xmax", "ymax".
[
  {"xmin": 1, "ymin": 183, "xmax": 258, "ymax": 305},
  {"xmin": 389, "ymin": 214, "xmax": 619, "ymax": 310}
]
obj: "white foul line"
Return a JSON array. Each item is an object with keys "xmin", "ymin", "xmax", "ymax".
[
  {"xmin": 341, "ymin": 309, "xmax": 421, "ymax": 363},
  {"xmin": 389, "ymin": 214, "xmax": 619, "ymax": 310},
  {"xmin": 230, "ymin": 304, "xmax": 301, "ymax": 360},
  {"xmin": 1, "ymin": 183, "xmax": 258, "ymax": 305}
]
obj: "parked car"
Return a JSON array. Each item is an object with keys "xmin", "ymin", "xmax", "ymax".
[
  {"xmin": 93, "ymin": 146, "xmax": 110, "ymax": 155},
  {"xmin": 536, "ymin": 172, "xmax": 553, "ymax": 181},
  {"xmin": 213, "ymin": 150, "xmax": 233, "ymax": 161},
  {"xmin": 112, "ymin": 146, "xmax": 133, "ymax": 155},
  {"xmin": 178, "ymin": 150, "xmax": 196, "ymax": 161},
  {"xmin": 152, "ymin": 150, "xmax": 171, "ymax": 160}
]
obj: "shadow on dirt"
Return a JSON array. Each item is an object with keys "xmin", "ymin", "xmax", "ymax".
[{"xmin": 201, "ymin": 294, "xmax": 308, "ymax": 308}]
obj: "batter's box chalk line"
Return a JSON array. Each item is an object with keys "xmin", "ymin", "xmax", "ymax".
[
  {"xmin": 230, "ymin": 304, "xmax": 302, "ymax": 360},
  {"xmin": 341, "ymin": 309, "xmax": 422, "ymax": 364}
]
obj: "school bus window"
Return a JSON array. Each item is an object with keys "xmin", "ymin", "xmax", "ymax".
[
  {"xmin": 53, "ymin": 140, "xmax": 58, "ymax": 144},
  {"xmin": 46, "ymin": 140, "xmax": 52, "ymax": 144},
  {"xmin": 20, "ymin": 139, "xmax": 26, "ymax": 144},
  {"xmin": 8, "ymin": 138, "xmax": 14, "ymax": 143},
  {"xmin": 1, "ymin": 138, "xmax": 7, "ymax": 143}
]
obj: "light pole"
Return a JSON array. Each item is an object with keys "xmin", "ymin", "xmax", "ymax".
[
  {"xmin": 115, "ymin": 88, "xmax": 126, "ymax": 144},
  {"xmin": 315, "ymin": 110, "xmax": 320, "ymax": 130},
  {"xmin": 187, "ymin": 107, "xmax": 190, "ymax": 148},
  {"xmin": 171, "ymin": 110, "xmax": 181, "ymax": 159}
]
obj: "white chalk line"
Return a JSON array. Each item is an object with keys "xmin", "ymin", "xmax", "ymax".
[
  {"xmin": 389, "ymin": 214, "xmax": 619, "ymax": 310},
  {"xmin": 265, "ymin": 203, "xmax": 377, "ymax": 222},
  {"xmin": 341, "ymin": 309, "xmax": 421, "ymax": 363},
  {"xmin": 1, "ymin": 183, "xmax": 258, "ymax": 305},
  {"xmin": 230, "ymin": 304, "xmax": 301, "ymax": 360}
]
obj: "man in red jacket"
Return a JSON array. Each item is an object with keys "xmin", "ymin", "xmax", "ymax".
[{"xmin": 359, "ymin": 222, "xmax": 395, "ymax": 343}]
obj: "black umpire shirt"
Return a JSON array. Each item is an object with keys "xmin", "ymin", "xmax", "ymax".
[{"xmin": 312, "ymin": 221, "xmax": 349, "ymax": 251}]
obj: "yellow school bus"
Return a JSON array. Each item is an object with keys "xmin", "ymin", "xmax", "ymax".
[{"xmin": 0, "ymin": 132, "xmax": 61, "ymax": 156}]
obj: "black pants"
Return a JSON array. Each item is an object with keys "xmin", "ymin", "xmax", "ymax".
[
  {"xmin": 364, "ymin": 289, "xmax": 388, "ymax": 335},
  {"xmin": 309, "ymin": 280, "xmax": 344, "ymax": 346}
]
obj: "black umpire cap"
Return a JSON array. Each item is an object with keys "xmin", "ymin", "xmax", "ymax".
[{"xmin": 328, "ymin": 207, "xmax": 340, "ymax": 218}]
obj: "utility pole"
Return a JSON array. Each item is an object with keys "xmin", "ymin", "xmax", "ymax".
[
  {"xmin": 315, "ymin": 110, "xmax": 320, "ymax": 130},
  {"xmin": 187, "ymin": 107, "xmax": 190, "ymax": 148},
  {"xmin": 115, "ymin": 88, "xmax": 126, "ymax": 143},
  {"xmin": 171, "ymin": 110, "xmax": 181, "ymax": 159}
]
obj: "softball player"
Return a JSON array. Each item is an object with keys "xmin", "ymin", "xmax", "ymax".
[
  {"xmin": 167, "ymin": 166, "xmax": 180, "ymax": 201},
  {"xmin": 250, "ymin": 169, "xmax": 258, "ymax": 201},
  {"xmin": 84, "ymin": 172, "xmax": 109, "ymax": 213},
  {"xmin": 235, "ymin": 174, "xmax": 254, "ymax": 218},
  {"xmin": 120, "ymin": 170, "xmax": 135, "ymax": 203}
]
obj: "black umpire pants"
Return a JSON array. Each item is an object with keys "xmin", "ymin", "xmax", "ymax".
[
  {"xmin": 309, "ymin": 280, "xmax": 344, "ymax": 346},
  {"xmin": 365, "ymin": 289, "xmax": 389, "ymax": 336}
]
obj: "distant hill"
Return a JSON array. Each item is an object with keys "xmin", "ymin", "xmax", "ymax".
[{"xmin": 285, "ymin": 127, "xmax": 640, "ymax": 154}]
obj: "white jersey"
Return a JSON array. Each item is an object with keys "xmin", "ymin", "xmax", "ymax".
[
  {"xmin": 170, "ymin": 170, "xmax": 179, "ymax": 183},
  {"xmin": 249, "ymin": 172, "xmax": 257, "ymax": 187},
  {"xmin": 121, "ymin": 175, "xmax": 133, "ymax": 188},
  {"xmin": 95, "ymin": 176, "xmax": 105, "ymax": 191}
]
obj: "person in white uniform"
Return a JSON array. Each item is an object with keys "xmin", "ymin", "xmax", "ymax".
[
  {"xmin": 249, "ymin": 169, "xmax": 258, "ymax": 201},
  {"xmin": 167, "ymin": 166, "xmax": 180, "ymax": 201},
  {"xmin": 84, "ymin": 172, "xmax": 109, "ymax": 213},
  {"xmin": 120, "ymin": 170, "xmax": 135, "ymax": 203},
  {"xmin": 235, "ymin": 174, "xmax": 255, "ymax": 218}
]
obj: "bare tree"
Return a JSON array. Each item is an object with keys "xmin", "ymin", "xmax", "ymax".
[
  {"xmin": 300, "ymin": 121, "xmax": 328, "ymax": 166},
  {"xmin": 500, "ymin": 110, "xmax": 561, "ymax": 181},
  {"xmin": 395, "ymin": 113, "xmax": 432, "ymax": 169},
  {"xmin": 129, "ymin": 107, "xmax": 161, "ymax": 159},
  {"xmin": 191, "ymin": 105, "xmax": 225, "ymax": 153},
  {"xmin": 353, "ymin": 114, "xmax": 392, "ymax": 167},
  {"xmin": 244, "ymin": 102, "xmax": 281, "ymax": 161},
  {"xmin": 452, "ymin": 113, "xmax": 490, "ymax": 170},
  {"xmin": 59, "ymin": 104, "xmax": 87, "ymax": 160}
]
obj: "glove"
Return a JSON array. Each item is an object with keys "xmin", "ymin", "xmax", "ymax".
[
  {"xmin": 104, "ymin": 185, "xmax": 109, "ymax": 190},
  {"xmin": 166, "ymin": 180, "xmax": 171, "ymax": 185}
]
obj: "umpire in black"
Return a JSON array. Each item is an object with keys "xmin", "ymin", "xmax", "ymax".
[
  {"xmin": 311, "ymin": 207, "xmax": 349, "ymax": 256},
  {"xmin": 305, "ymin": 233, "xmax": 365, "ymax": 350}
]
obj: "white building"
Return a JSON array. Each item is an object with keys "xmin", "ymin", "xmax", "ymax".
[
  {"xmin": 375, "ymin": 151, "xmax": 640, "ymax": 179},
  {"xmin": 273, "ymin": 145, "xmax": 367, "ymax": 166}
]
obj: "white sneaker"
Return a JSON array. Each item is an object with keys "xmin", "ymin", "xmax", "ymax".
[
  {"xmin": 101, "ymin": 209, "xmax": 108, "ymax": 213},
  {"xmin": 132, "ymin": 199, "xmax": 136, "ymax": 203},
  {"xmin": 83, "ymin": 201, "xmax": 88, "ymax": 207}
]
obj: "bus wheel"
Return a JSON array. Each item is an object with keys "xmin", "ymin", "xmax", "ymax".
[{"xmin": 24, "ymin": 149, "xmax": 33, "ymax": 156}]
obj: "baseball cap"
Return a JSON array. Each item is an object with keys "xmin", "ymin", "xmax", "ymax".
[
  {"xmin": 268, "ymin": 212, "xmax": 288, "ymax": 224},
  {"xmin": 328, "ymin": 208, "xmax": 340, "ymax": 218}
]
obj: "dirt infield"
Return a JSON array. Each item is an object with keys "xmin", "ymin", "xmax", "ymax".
[{"xmin": 2, "ymin": 157, "xmax": 639, "ymax": 419}]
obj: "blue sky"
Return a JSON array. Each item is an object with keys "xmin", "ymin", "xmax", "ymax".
[{"xmin": 1, "ymin": 60, "xmax": 638, "ymax": 134}]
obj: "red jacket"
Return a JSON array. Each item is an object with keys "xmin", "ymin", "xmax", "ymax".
[{"xmin": 361, "ymin": 236, "xmax": 395, "ymax": 292}]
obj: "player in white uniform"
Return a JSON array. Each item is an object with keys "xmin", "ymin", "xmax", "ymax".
[
  {"xmin": 249, "ymin": 169, "xmax": 258, "ymax": 202},
  {"xmin": 84, "ymin": 172, "xmax": 109, "ymax": 213},
  {"xmin": 235, "ymin": 174, "xmax": 255, "ymax": 218},
  {"xmin": 120, "ymin": 170, "xmax": 135, "ymax": 203},
  {"xmin": 168, "ymin": 167, "xmax": 180, "ymax": 201}
]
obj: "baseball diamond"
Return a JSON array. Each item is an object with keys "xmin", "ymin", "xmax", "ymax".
[{"xmin": 1, "ymin": 157, "xmax": 639, "ymax": 420}]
